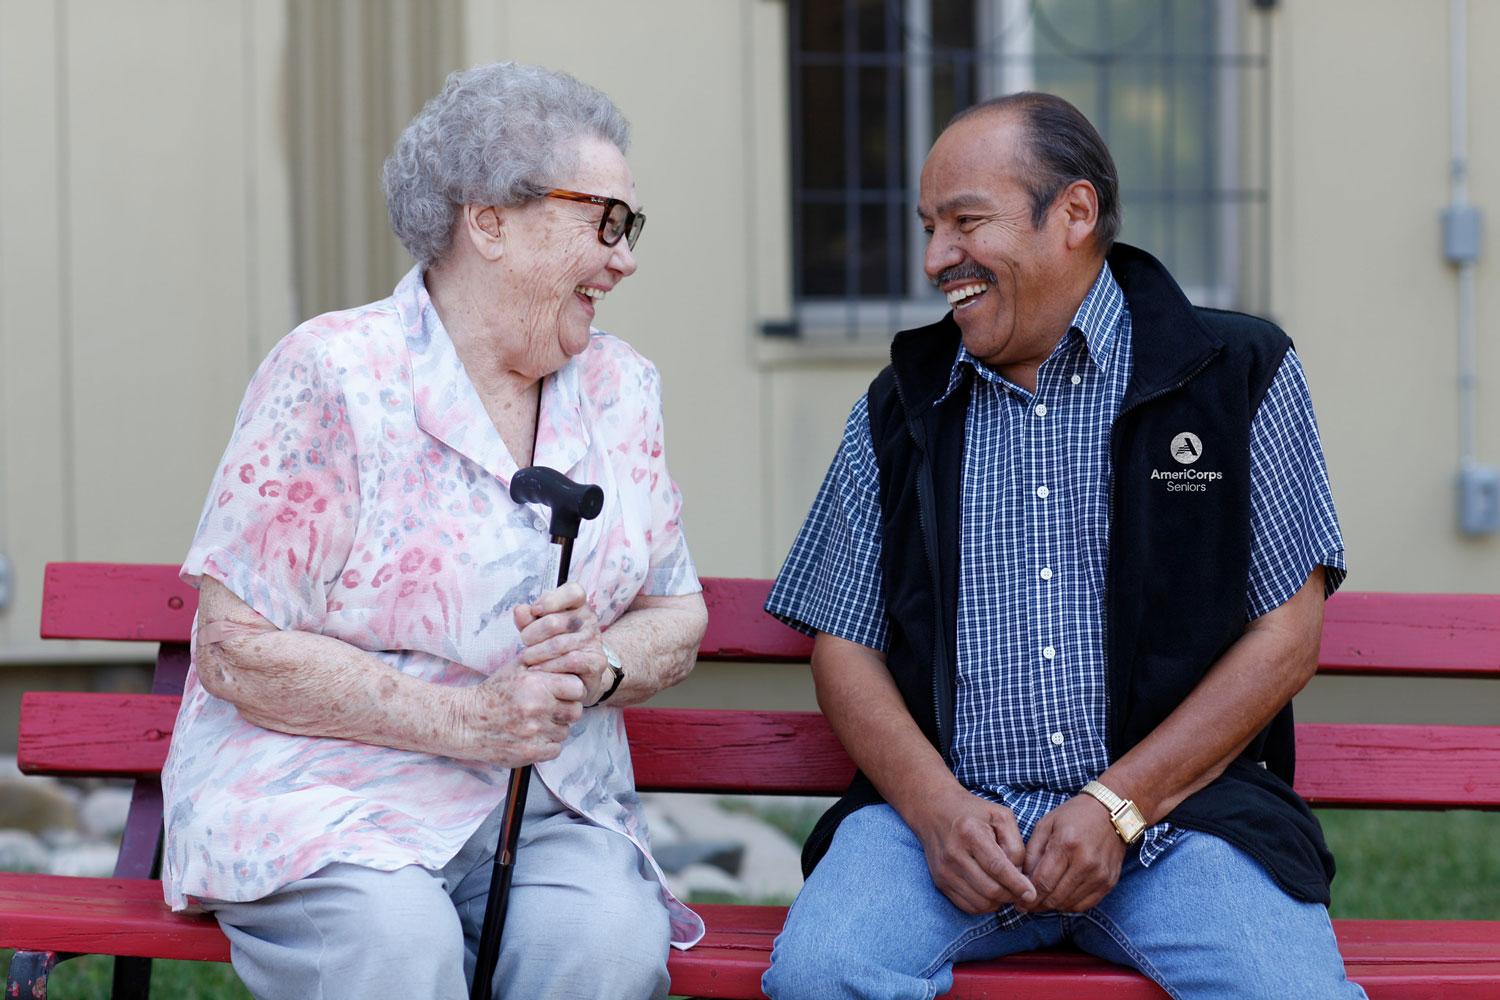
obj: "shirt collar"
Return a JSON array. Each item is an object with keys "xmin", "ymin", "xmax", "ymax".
[
  {"xmin": 396, "ymin": 266, "xmax": 589, "ymax": 485},
  {"xmin": 1070, "ymin": 261, "xmax": 1126, "ymax": 375},
  {"xmin": 938, "ymin": 261, "xmax": 1126, "ymax": 401}
]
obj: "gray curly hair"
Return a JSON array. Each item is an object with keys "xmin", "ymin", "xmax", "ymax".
[{"xmin": 383, "ymin": 62, "xmax": 631, "ymax": 266}]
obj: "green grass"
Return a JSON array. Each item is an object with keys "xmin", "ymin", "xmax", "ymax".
[
  {"xmin": 5, "ymin": 809, "xmax": 1494, "ymax": 996},
  {"xmin": 0, "ymin": 953, "xmax": 250, "ymax": 999},
  {"xmin": 1319, "ymin": 809, "xmax": 1500, "ymax": 920}
]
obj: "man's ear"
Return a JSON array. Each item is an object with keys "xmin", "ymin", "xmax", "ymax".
[
  {"xmin": 1057, "ymin": 179, "xmax": 1100, "ymax": 252},
  {"xmin": 464, "ymin": 204, "xmax": 506, "ymax": 261}
]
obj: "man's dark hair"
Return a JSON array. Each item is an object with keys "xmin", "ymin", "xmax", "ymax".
[{"xmin": 949, "ymin": 92, "xmax": 1121, "ymax": 252}]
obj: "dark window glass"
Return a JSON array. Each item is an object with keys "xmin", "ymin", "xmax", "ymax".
[{"xmin": 790, "ymin": 0, "xmax": 1267, "ymax": 322}]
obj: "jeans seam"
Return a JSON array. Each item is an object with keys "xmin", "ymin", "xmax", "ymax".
[
  {"xmin": 913, "ymin": 914, "xmax": 1002, "ymax": 983},
  {"xmin": 1079, "ymin": 909, "xmax": 1182, "ymax": 1000}
]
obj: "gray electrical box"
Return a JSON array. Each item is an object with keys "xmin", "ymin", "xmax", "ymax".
[
  {"xmin": 1443, "ymin": 205, "xmax": 1483, "ymax": 265},
  {"xmin": 1458, "ymin": 465, "xmax": 1500, "ymax": 535}
]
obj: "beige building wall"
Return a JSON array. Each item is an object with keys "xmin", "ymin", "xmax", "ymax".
[
  {"xmin": 0, "ymin": 2, "xmax": 1494, "ymax": 724},
  {"xmin": 1272, "ymin": 0, "xmax": 1499, "ymax": 593},
  {"xmin": 0, "ymin": 0, "xmax": 296, "ymax": 664}
]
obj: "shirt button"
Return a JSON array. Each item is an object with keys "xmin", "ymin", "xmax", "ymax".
[
  {"xmin": 1036, "ymin": 485, "xmax": 1050, "ymax": 499},
  {"xmin": 1050, "ymin": 731, "xmax": 1066, "ymax": 746},
  {"xmin": 1035, "ymin": 403, "xmax": 1048, "ymax": 417},
  {"xmin": 1040, "ymin": 567, "xmax": 1053, "ymax": 581},
  {"xmin": 1043, "ymin": 646, "xmax": 1056, "ymax": 660},
  {"xmin": 1071, "ymin": 374, "xmax": 1082, "ymax": 386}
]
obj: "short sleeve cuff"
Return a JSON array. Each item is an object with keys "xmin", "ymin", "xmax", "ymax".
[
  {"xmin": 765, "ymin": 582, "xmax": 889, "ymax": 650},
  {"xmin": 182, "ymin": 548, "xmax": 327, "ymax": 633},
  {"xmin": 1247, "ymin": 552, "xmax": 1347, "ymax": 621},
  {"xmin": 640, "ymin": 534, "xmax": 701, "ymax": 597}
]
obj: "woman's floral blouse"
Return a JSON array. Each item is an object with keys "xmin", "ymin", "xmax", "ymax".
[{"xmin": 163, "ymin": 267, "xmax": 705, "ymax": 948}]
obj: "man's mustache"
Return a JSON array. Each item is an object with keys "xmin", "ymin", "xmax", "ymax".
[{"xmin": 934, "ymin": 263, "xmax": 997, "ymax": 287}]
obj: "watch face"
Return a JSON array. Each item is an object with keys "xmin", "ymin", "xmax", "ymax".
[{"xmin": 1117, "ymin": 805, "xmax": 1147, "ymax": 844}]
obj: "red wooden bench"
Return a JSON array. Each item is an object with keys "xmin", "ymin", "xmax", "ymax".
[{"xmin": 3, "ymin": 562, "xmax": 1499, "ymax": 998}]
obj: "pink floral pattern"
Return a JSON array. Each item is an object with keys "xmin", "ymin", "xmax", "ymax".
[{"xmin": 162, "ymin": 267, "xmax": 704, "ymax": 948}]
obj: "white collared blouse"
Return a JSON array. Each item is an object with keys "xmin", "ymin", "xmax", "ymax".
[{"xmin": 162, "ymin": 267, "xmax": 705, "ymax": 948}]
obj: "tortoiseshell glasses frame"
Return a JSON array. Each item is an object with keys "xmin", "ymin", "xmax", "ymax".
[{"xmin": 542, "ymin": 188, "xmax": 645, "ymax": 250}]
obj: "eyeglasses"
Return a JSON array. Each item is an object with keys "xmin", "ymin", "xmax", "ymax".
[{"xmin": 542, "ymin": 188, "xmax": 645, "ymax": 250}]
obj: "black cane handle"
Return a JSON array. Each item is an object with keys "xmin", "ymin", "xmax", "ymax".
[{"xmin": 509, "ymin": 466, "xmax": 603, "ymax": 540}]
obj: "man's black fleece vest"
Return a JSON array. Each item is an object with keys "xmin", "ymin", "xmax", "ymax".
[{"xmin": 801, "ymin": 243, "xmax": 1336, "ymax": 905}]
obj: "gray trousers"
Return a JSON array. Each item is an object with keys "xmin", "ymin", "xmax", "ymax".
[{"xmin": 204, "ymin": 780, "xmax": 671, "ymax": 1000}]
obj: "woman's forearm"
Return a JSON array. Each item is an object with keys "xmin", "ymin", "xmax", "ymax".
[
  {"xmin": 199, "ymin": 622, "xmax": 468, "ymax": 757},
  {"xmin": 597, "ymin": 592, "xmax": 707, "ymax": 707},
  {"xmin": 194, "ymin": 577, "xmax": 583, "ymax": 766}
]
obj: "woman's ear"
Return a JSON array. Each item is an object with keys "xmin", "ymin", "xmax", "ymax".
[{"xmin": 464, "ymin": 204, "xmax": 506, "ymax": 261}]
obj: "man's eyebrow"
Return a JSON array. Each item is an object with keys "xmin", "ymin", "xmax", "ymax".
[{"xmin": 917, "ymin": 192, "xmax": 995, "ymax": 221}]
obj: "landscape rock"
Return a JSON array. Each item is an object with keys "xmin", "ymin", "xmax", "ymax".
[
  {"xmin": 0, "ymin": 830, "xmax": 49, "ymax": 872},
  {"xmin": 0, "ymin": 775, "xmax": 78, "ymax": 835},
  {"xmin": 668, "ymin": 862, "xmax": 744, "ymax": 899},
  {"xmin": 79, "ymin": 786, "xmax": 134, "ymax": 839},
  {"xmin": 653, "ymin": 840, "xmax": 744, "ymax": 876},
  {"xmin": 645, "ymin": 794, "xmax": 805, "ymax": 899},
  {"xmin": 48, "ymin": 843, "xmax": 121, "ymax": 878}
]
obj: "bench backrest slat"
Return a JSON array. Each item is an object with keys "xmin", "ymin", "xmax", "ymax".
[
  {"xmin": 18, "ymin": 692, "xmax": 1500, "ymax": 809},
  {"xmin": 40, "ymin": 564, "xmax": 815, "ymax": 662},
  {"xmin": 40, "ymin": 563, "xmax": 1499, "ymax": 676}
]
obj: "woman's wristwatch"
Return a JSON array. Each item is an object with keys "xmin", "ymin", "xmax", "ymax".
[{"xmin": 594, "ymin": 643, "xmax": 625, "ymax": 705}]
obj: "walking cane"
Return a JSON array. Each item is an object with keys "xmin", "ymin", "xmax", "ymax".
[{"xmin": 470, "ymin": 465, "xmax": 604, "ymax": 1000}]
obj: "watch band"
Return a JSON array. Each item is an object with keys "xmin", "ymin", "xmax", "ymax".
[
  {"xmin": 1080, "ymin": 780, "xmax": 1147, "ymax": 844},
  {"xmin": 593, "ymin": 642, "xmax": 624, "ymax": 705}
]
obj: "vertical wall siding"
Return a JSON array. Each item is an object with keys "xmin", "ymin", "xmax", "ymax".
[
  {"xmin": 0, "ymin": 0, "xmax": 70, "ymax": 658},
  {"xmin": 0, "ymin": 0, "xmax": 299, "ymax": 661},
  {"xmin": 0, "ymin": 0, "xmax": 459, "ymax": 661}
]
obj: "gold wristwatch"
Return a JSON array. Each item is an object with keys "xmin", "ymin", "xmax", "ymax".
[{"xmin": 1080, "ymin": 780, "xmax": 1147, "ymax": 844}]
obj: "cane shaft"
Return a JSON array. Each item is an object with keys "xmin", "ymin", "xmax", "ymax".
[
  {"xmin": 471, "ymin": 530, "xmax": 578, "ymax": 1000},
  {"xmin": 469, "ymin": 762, "xmax": 531, "ymax": 1000},
  {"xmin": 553, "ymin": 535, "xmax": 573, "ymax": 587}
]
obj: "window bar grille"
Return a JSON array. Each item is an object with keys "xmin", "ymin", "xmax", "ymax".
[
  {"xmin": 787, "ymin": 0, "xmax": 804, "ymax": 316},
  {"xmin": 842, "ymin": 0, "xmax": 860, "ymax": 330},
  {"xmin": 884, "ymin": 0, "xmax": 904, "ymax": 335},
  {"xmin": 905, "ymin": 0, "xmax": 932, "ymax": 304},
  {"xmin": 788, "ymin": 0, "xmax": 1274, "ymax": 333},
  {"xmin": 1217, "ymin": 0, "xmax": 1244, "ymax": 313}
]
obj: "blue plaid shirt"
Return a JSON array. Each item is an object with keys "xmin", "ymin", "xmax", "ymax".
[{"xmin": 768, "ymin": 263, "xmax": 1346, "ymax": 883}]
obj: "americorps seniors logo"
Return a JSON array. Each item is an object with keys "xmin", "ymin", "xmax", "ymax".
[
  {"xmin": 1171, "ymin": 432, "xmax": 1203, "ymax": 465},
  {"xmin": 1151, "ymin": 432, "xmax": 1221, "ymax": 493}
]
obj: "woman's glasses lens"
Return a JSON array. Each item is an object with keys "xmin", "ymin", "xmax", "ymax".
[
  {"xmin": 601, "ymin": 201, "xmax": 643, "ymax": 251},
  {"xmin": 603, "ymin": 203, "xmax": 629, "ymax": 245}
]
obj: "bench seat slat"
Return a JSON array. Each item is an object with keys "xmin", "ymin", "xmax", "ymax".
[
  {"xmin": 18, "ymin": 693, "xmax": 1500, "ymax": 808},
  {"xmin": 0, "ymin": 874, "xmax": 226, "ymax": 962},
  {"xmin": 3, "ymin": 878, "xmax": 1496, "ymax": 998}
]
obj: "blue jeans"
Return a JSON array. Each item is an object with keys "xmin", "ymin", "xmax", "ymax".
[{"xmin": 762, "ymin": 804, "xmax": 1367, "ymax": 1000}]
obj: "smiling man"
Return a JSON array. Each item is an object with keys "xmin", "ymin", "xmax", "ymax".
[{"xmin": 762, "ymin": 93, "xmax": 1361, "ymax": 999}]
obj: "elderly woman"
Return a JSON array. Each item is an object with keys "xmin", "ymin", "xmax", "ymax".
[{"xmin": 161, "ymin": 62, "xmax": 707, "ymax": 1000}]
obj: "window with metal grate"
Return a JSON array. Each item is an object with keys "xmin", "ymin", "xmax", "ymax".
[{"xmin": 784, "ymin": 0, "xmax": 1273, "ymax": 340}]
